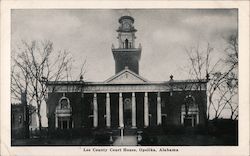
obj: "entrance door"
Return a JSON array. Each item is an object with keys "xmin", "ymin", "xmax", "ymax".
[
  {"xmin": 184, "ymin": 118, "xmax": 192, "ymax": 127},
  {"xmin": 124, "ymin": 110, "xmax": 132, "ymax": 127},
  {"xmin": 124, "ymin": 98, "xmax": 132, "ymax": 128}
]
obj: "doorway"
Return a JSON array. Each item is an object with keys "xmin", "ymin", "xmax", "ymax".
[
  {"xmin": 124, "ymin": 97, "xmax": 132, "ymax": 128},
  {"xmin": 125, "ymin": 39, "xmax": 129, "ymax": 49}
]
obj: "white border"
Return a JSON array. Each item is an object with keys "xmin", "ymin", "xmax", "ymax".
[{"xmin": 1, "ymin": 1, "xmax": 249, "ymax": 156}]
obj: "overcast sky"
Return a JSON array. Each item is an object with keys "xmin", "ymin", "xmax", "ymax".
[{"xmin": 12, "ymin": 9, "xmax": 237, "ymax": 82}]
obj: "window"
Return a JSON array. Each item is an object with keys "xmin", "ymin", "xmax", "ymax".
[
  {"xmin": 19, "ymin": 115, "xmax": 22, "ymax": 124},
  {"xmin": 55, "ymin": 95, "xmax": 73, "ymax": 129},
  {"xmin": 58, "ymin": 96, "xmax": 70, "ymax": 109},
  {"xmin": 58, "ymin": 117, "xmax": 72, "ymax": 129},
  {"xmin": 125, "ymin": 39, "xmax": 128, "ymax": 49},
  {"xmin": 181, "ymin": 95, "xmax": 199, "ymax": 127}
]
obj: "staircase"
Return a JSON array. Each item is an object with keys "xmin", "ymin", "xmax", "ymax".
[{"xmin": 111, "ymin": 127, "xmax": 139, "ymax": 136}]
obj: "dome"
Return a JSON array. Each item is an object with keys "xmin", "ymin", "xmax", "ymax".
[{"xmin": 118, "ymin": 15, "xmax": 134, "ymax": 24}]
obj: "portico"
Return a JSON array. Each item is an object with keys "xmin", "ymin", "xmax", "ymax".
[{"xmin": 90, "ymin": 91, "xmax": 162, "ymax": 128}]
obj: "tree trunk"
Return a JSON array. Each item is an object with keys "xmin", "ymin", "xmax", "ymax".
[
  {"xmin": 21, "ymin": 92, "xmax": 30, "ymax": 138},
  {"xmin": 25, "ymin": 103, "xmax": 30, "ymax": 138},
  {"xmin": 38, "ymin": 112, "xmax": 42, "ymax": 136}
]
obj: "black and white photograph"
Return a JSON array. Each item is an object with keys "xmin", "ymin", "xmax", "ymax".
[
  {"xmin": 10, "ymin": 8, "xmax": 239, "ymax": 146},
  {"xmin": 1, "ymin": 1, "xmax": 249, "ymax": 155}
]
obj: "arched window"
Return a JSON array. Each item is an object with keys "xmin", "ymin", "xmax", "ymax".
[
  {"xmin": 61, "ymin": 98, "xmax": 69, "ymax": 109},
  {"xmin": 55, "ymin": 95, "xmax": 73, "ymax": 129}
]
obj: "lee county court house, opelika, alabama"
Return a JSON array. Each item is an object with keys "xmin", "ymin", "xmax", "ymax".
[{"xmin": 46, "ymin": 15, "xmax": 208, "ymax": 131}]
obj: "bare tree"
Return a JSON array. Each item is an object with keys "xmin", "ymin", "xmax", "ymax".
[
  {"xmin": 223, "ymin": 33, "xmax": 238, "ymax": 120},
  {"xmin": 11, "ymin": 40, "xmax": 74, "ymax": 134},
  {"xmin": 185, "ymin": 35, "xmax": 238, "ymax": 121},
  {"xmin": 185, "ymin": 42, "xmax": 219, "ymax": 123}
]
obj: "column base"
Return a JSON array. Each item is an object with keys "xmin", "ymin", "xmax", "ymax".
[
  {"xmin": 131, "ymin": 126, "xmax": 137, "ymax": 129},
  {"xmin": 106, "ymin": 126, "xmax": 111, "ymax": 129}
]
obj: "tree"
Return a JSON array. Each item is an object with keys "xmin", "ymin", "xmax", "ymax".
[
  {"xmin": 185, "ymin": 42, "xmax": 217, "ymax": 124},
  {"xmin": 184, "ymin": 35, "xmax": 238, "ymax": 121},
  {"xmin": 11, "ymin": 40, "xmax": 74, "ymax": 134},
  {"xmin": 223, "ymin": 33, "xmax": 238, "ymax": 120}
]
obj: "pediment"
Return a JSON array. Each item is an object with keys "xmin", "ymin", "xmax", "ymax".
[{"xmin": 105, "ymin": 69, "xmax": 148, "ymax": 83}]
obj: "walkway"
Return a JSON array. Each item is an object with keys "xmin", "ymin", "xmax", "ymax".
[{"xmin": 113, "ymin": 136, "xmax": 137, "ymax": 146}]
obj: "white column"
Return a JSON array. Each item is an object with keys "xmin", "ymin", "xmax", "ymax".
[
  {"xmin": 72, "ymin": 120, "xmax": 74, "ymax": 128},
  {"xmin": 144, "ymin": 92, "xmax": 149, "ymax": 127},
  {"xmin": 196, "ymin": 113, "xmax": 199, "ymax": 124},
  {"xmin": 192, "ymin": 117, "xmax": 194, "ymax": 127},
  {"xmin": 93, "ymin": 93, "xmax": 98, "ymax": 128},
  {"xmin": 157, "ymin": 92, "xmax": 162, "ymax": 125},
  {"xmin": 181, "ymin": 112, "xmax": 184, "ymax": 124},
  {"xmin": 132, "ymin": 92, "xmax": 136, "ymax": 128},
  {"xmin": 61, "ymin": 120, "xmax": 63, "ymax": 129},
  {"xmin": 119, "ymin": 93, "xmax": 124, "ymax": 128},
  {"xmin": 67, "ymin": 119, "xmax": 69, "ymax": 129},
  {"xmin": 55, "ymin": 114, "xmax": 58, "ymax": 128},
  {"xmin": 106, "ymin": 93, "xmax": 111, "ymax": 128}
]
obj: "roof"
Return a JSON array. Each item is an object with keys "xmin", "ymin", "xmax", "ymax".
[
  {"xmin": 104, "ymin": 67, "xmax": 148, "ymax": 84},
  {"xmin": 119, "ymin": 16, "xmax": 134, "ymax": 23}
]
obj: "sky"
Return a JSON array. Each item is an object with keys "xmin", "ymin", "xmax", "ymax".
[
  {"xmin": 12, "ymin": 9, "xmax": 237, "ymax": 82},
  {"xmin": 11, "ymin": 9, "xmax": 238, "ymax": 126}
]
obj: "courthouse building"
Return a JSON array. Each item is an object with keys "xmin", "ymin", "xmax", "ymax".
[{"xmin": 46, "ymin": 15, "xmax": 207, "ymax": 131}]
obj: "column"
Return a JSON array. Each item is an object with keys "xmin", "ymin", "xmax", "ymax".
[
  {"xmin": 119, "ymin": 93, "xmax": 124, "ymax": 128},
  {"xmin": 55, "ymin": 114, "xmax": 58, "ymax": 128},
  {"xmin": 181, "ymin": 112, "xmax": 184, "ymax": 124},
  {"xmin": 93, "ymin": 93, "xmax": 98, "ymax": 128},
  {"xmin": 106, "ymin": 93, "xmax": 111, "ymax": 128},
  {"xmin": 61, "ymin": 120, "xmax": 63, "ymax": 129},
  {"xmin": 72, "ymin": 120, "xmax": 74, "ymax": 128},
  {"xmin": 191, "ymin": 117, "xmax": 194, "ymax": 127},
  {"xmin": 67, "ymin": 119, "xmax": 69, "ymax": 129},
  {"xmin": 157, "ymin": 92, "xmax": 162, "ymax": 125},
  {"xmin": 132, "ymin": 92, "xmax": 136, "ymax": 128},
  {"xmin": 196, "ymin": 114, "xmax": 199, "ymax": 124},
  {"xmin": 144, "ymin": 92, "xmax": 149, "ymax": 127}
]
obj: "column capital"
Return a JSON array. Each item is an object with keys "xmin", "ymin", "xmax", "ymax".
[
  {"xmin": 132, "ymin": 92, "xmax": 135, "ymax": 97},
  {"xmin": 106, "ymin": 92, "xmax": 110, "ymax": 97},
  {"xmin": 157, "ymin": 92, "xmax": 161, "ymax": 97}
]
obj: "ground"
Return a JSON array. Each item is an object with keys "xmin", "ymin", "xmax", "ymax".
[
  {"xmin": 11, "ymin": 133, "xmax": 237, "ymax": 146},
  {"xmin": 11, "ymin": 120, "xmax": 238, "ymax": 146}
]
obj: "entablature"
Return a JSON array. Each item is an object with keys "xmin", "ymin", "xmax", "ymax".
[{"xmin": 47, "ymin": 81, "xmax": 206, "ymax": 93}]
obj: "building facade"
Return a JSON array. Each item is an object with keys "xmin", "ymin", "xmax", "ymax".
[{"xmin": 46, "ymin": 16, "xmax": 207, "ymax": 131}]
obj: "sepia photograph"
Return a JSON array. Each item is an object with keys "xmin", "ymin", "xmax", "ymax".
[{"xmin": 10, "ymin": 8, "xmax": 240, "ymax": 147}]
